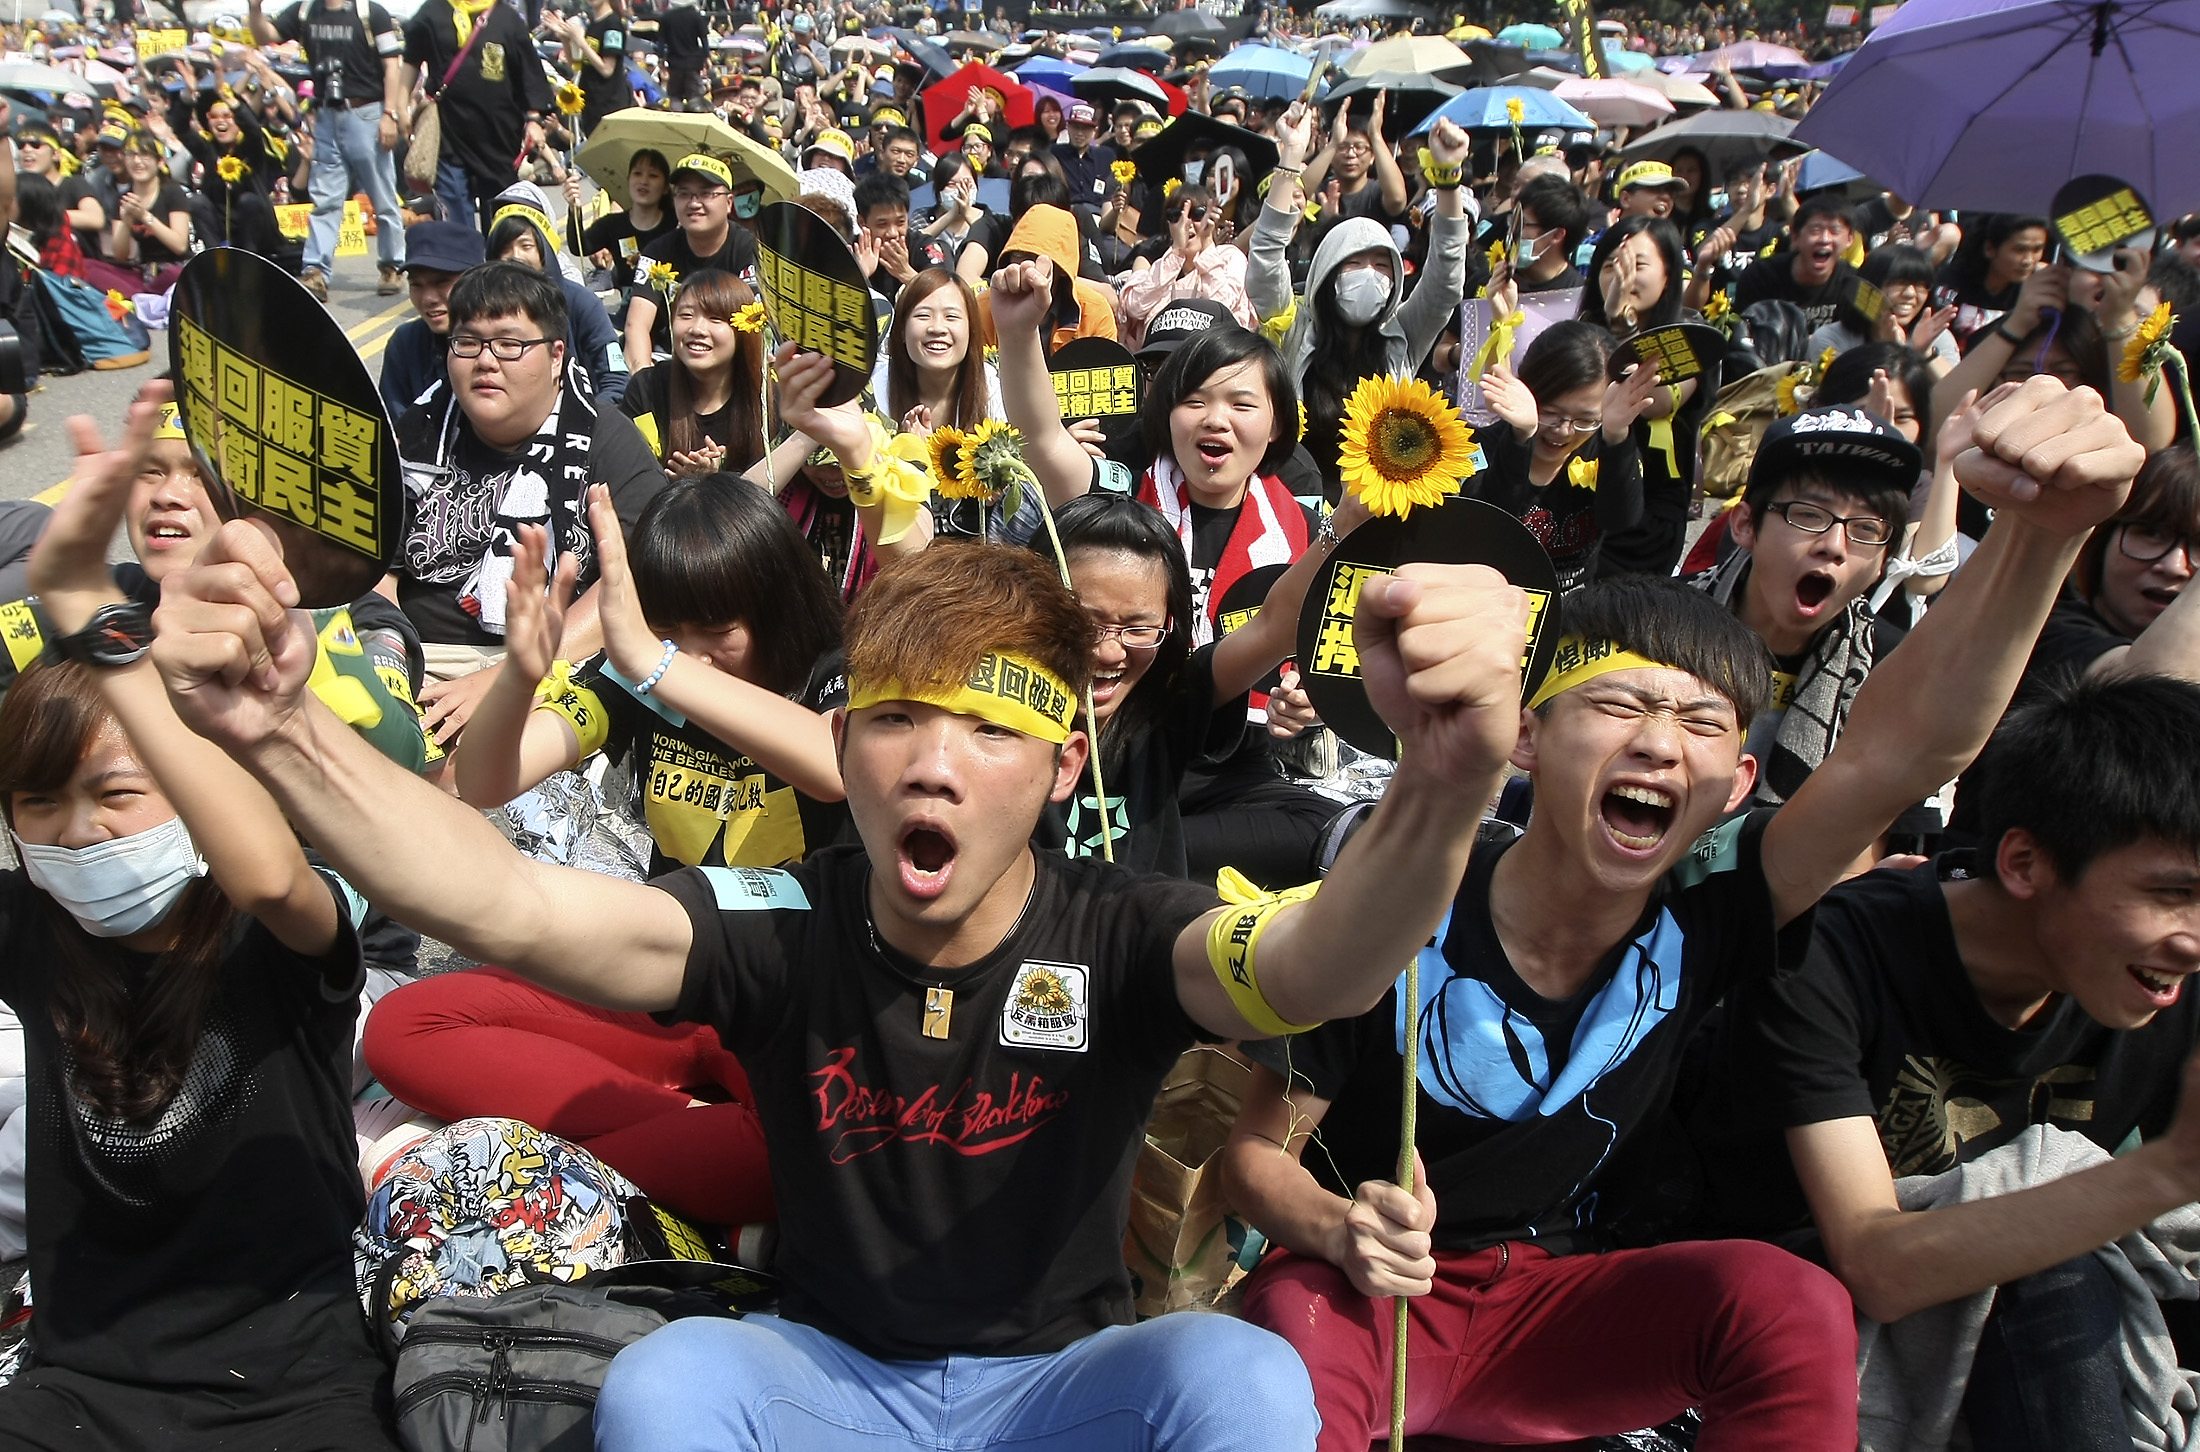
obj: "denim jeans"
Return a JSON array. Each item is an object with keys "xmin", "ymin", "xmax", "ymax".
[
  {"xmin": 1963, "ymin": 1253, "xmax": 2129, "ymax": 1452},
  {"xmin": 306, "ymin": 100, "xmax": 405, "ymax": 276},
  {"xmin": 592, "ymin": 1312, "xmax": 1320, "ymax": 1451}
]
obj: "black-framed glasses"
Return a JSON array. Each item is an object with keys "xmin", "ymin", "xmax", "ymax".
[
  {"xmin": 1091, "ymin": 621, "xmax": 1171, "ymax": 651},
  {"xmin": 1168, "ymin": 203, "xmax": 1210, "ymax": 224},
  {"xmin": 2119, "ymin": 522, "xmax": 2200, "ymax": 567},
  {"xmin": 672, "ymin": 187, "xmax": 728, "ymax": 204},
  {"xmin": 1767, "ymin": 499, "xmax": 1895, "ymax": 547},
  {"xmin": 449, "ymin": 334, "xmax": 556, "ymax": 361}
]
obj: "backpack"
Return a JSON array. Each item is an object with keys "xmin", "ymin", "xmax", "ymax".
[{"xmin": 1696, "ymin": 361, "xmax": 1804, "ymax": 501}]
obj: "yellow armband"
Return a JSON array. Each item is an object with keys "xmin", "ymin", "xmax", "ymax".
[
  {"xmin": 306, "ymin": 624, "xmax": 383, "ymax": 729},
  {"xmin": 531, "ymin": 659, "xmax": 612, "ymax": 757},
  {"xmin": 1205, "ymin": 866, "xmax": 1324, "ymax": 1038},
  {"xmin": 839, "ymin": 420, "xmax": 936, "ymax": 547}
]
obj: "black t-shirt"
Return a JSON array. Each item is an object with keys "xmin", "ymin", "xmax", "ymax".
[
  {"xmin": 403, "ymin": 0, "xmax": 553, "ymax": 187},
  {"xmin": 126, "ymin": 182, "xmax": 195, "ymax": 265},
  {"xmin": 1246, "ymin": 810, "xmax": 1809, "ymax": 1255},
  {"xmin": 582, "ymin": 207, "xmax": 673, "ymax": 290},
  {"xmin": 1718, "ymin": 855, "xmax": 2198, "ymax": 1229},
  {"xmin": 657, "ymin": 3, "xmax": 708, "ymax": 67},
  {"xmin": 1474, "ymin": 425, "xmax": 1644, "ymax": 594},
  {"xmin": 1695, "ymin": 212, "xmax": 1784, "ymax": 297},
  {"xmin": 632, "ymin": 226, "xmax": 761, "ymax": 350},
  {"xmin": 1856, "ymin": 198, "xmax": 1932, "ymax": 254},
  {"xmin": 276, "ymin": 0, "xmax": 399, "ymax": 109},
  {"xmin": 577, "ymin": 11, "xmax": 631, "ymax": 125},
  {"xmin": 57, "ymin": 173, "xmax": 101, "ymax": 259},
  {"xmin": 542, "ymin": 651, "xmax": 849, "ymax": 875},
  {"xmin": 396, "ymin": 402, "xmax": 666, "ymax": 645},
  {"xmin": 1732, "ymin": 255, "xmax": 1856, "ymax": 333},
  {"xmin": 1034, "ymin": 641, "xmax": 1242, "ymax": 878},
  {"xmin": 617, "ymin": 362, "xmax": 738, "ymax": 462},
  {"xmin": 2020, "ymin": 593, "xmax": 2126, "ymax": 702},
  {"xmin": 655, "ymin": 846, "xmax": 1218, "ymax": 1358},
  {"xmin": 0, "ymin": 871, "xmax": 383, "ymax": 1398}
]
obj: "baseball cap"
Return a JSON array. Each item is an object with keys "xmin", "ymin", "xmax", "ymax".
[
  {"xmin": 805, "ymin": 128, "xmax": 855, "ymax": 165},
  {"xmin": 95, "ymin": 122, "xmax": 130, "ymax": 148},
  {"xmin": 672, "ymin": 153, "xmax": 734, "ymax": 189},
  {"xmin": 790, "ymin": 12, "xmax": 812, "ymax": 31},
  {"xmin": 404, "ymin": 220, "xmax": 488, "ymax": 274},
  {"xmin": 1067, "ymin": 101, "xmax": 1097, "ymax": 126},
  {"xmin": 1136, "ymin": 298, "xmax": 1236, "ymax": 361},
  {"xmin": 1749, "ymin": 406, "xmax": 1924, "ymax": 499},
  {"xmin": 1616, "ymin": 160, "xmax": 1688, "ymax": 193}
]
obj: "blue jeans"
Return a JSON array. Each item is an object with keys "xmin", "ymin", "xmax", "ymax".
[
  {"xmin": 306, "ymin": 100, "xmax": 405, "ymax": 276},
  {"xmin": 593, "ymin": 1312, "xmax": 1320, "ymax": 1451},
  {"xmin": 1962, "ymin": 1253, "xmax": 2128, "ymax": 1452}
]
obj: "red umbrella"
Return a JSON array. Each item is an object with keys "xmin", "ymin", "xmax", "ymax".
[{"xmin": 921, "ymin": 63, "xmax": 1036, "ymax": 156}]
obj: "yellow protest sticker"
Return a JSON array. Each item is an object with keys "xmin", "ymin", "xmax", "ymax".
[
  {"xmin": 175, "ymin": 311, "xmax": 386, "ymax": 560},
  {"xmin": 755, "ymin": 245, "xmax": 872, "ymax": 374},
  {"xmin": 0, "ymin": 599, "xmax": 45, "ymax": 673},
  {"xmin": 137, "ymin": 28, "xmax": 188, "ymax": 57},
  {"xmin": 1051, "ymin": 363, "xmax": 1140, "ymax": 420},
  {"xmin": 276, "ymin": 203, "xmax": 313, "ymax": 240},
  {"xmin": 2055, "ymin": 187, "xmax": 2151, "ymax": 257}
]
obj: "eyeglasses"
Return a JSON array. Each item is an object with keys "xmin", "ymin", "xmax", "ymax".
[
  {"xmin": 1168, "ymin": 203, "xmax": 1210, "ymax": 224},
  {"xmin": 2119, "ymin": 522, "xmax": 2200, "ymax": 567},
  {"xmin": 1766, "ymin": 499, "xmax": 1895, "ymax": 547},
  {"xmin": 1537, "ymin": 412, "xmax": 1602, "ymax": 436},
  {"xmin": 672, "ymin": 187, "xmax": 728, "ymax": 204},
  {"xmin": 1091, "ymin": 621, "xmax": 1171, "ymax": 651},
  {"xmin": 1334, "ymin": 142, "xmax": 1372, "ymax": 157},
  {"xmin": 449, "ymin": 334, "xmax": 556, "ymax": 361}
]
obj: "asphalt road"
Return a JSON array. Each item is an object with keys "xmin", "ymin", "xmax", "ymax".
[{"xmin": 0, "ymin": 260, "xmax": 418, "ymax": 505}]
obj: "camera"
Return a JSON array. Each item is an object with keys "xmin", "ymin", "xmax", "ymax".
[{"xmin": 0, "ymin": 322, "xmax": 30, "ymax": 398}]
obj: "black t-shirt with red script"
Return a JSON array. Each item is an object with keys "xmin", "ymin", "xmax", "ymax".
[{"xmin": 654, "ymin": 846, "xmax": 1218, "ymax": 1358}]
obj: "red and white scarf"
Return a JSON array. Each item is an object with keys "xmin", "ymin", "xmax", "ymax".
[{"xmin": 1136, "ymin": 455, "xmax": 1308, "ymax": 647}]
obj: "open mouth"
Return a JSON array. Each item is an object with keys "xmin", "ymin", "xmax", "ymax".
[
  {"xmin": 2142, "ymin": 584, "xmax": 2183, "ymax": 611},
  {"xmin": 1090, "ymin": 664, "xmax": 1127, "ymax": 709},
  {"xmin": 896, "ymin": 822, "xmax": 958, "ymax": 901},
  {"xmin": 1599, "ymin": 783, "xmax": 1676, "ymax": 854},
  {"xmin": 144, "ymin": 521, "xmax": 194, "ymax": 547},
  {"xmin": 1795, "ymin": 571, "xmax": 1836, "ymax": 617},
  {"xmin": 921, "ymin": 337, "xmax": 954, "ymax": 357},
  {"xmin": 1194, "ymin": 437, "xmax": 1233, "ymax": 470},
  {"xmin": 2130, "ymin": 965, "xmax": 2185, "ymax": 1010}
]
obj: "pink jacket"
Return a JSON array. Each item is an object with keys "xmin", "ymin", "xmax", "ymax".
[{"xmin": 1117, "ymin": 244, "xmax": 1258, "ymax": 350}]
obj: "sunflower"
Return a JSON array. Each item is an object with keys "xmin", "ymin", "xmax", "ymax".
[
  {"xmin": 928, "ymin": 426, "xmax": 983, "ymax": 499},
  {"xmin": 1337, "ymin": 375, "xmax": 1478, "ymax": 519},
  {"xmin": 215, "ymin": 155, "xmax": 249, "ymax": 185},
  {"xmin": 1163, "ymin": 177, "xmax": 1182, "ymax": 199},
  {"xmin": 730, "ymin": 301, "xmax": 766, "ymax": 333},
  {"xmin": 1775, "ymin": 370, "xmax": 1806, "ymax": 417},
  {"xmin": 1297, "ymin": 400, "xmax": 1307, "ymax": 442},
  {"xmin": 2118, "ymin": 300, "xmax": 2177, "ymax": 384},
  {"xmin": 1702, "ymin": 290, "xmax": 1730, "ymax": 324},
  {"xmin": 1485, "ymin": 238, "xmax": 1507, "ymax": 272},
  {"xmin": 1504, "ymin": 96, "xmax": 1525, "ymax": 124},
  {"xmin": 964, "ymin": 417, "xmax": 1025, "ymax": 500},
  {"xmin": 554, "ymin": 80, "xmax": 586, "ymax": 117},
  {"xmin": 642, "ymin": 259, "xmax": 677, "ymax": 291},
  {"xmin": 1814, "ymin": 346, "xmax": 1836, "ymax": 379},
  {"xmin": 1111, "ymin": 159, "xmax": 1136, "ymax": 187}
]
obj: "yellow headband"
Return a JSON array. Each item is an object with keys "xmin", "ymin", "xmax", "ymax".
[
  {"xmin": 1526, "ymin": 637, "xmax": 1673, "ymax": 711},
  {"xmin": 153, "ymin": 403, "xmax": 186, "ymax": 441},
  {"xmin": 490, "ymin": 204, "xmax": 560, "ymax": 251},
  {"xmin": 847, "ymin": 651, "xmax": 1077, "ymax": 744}
]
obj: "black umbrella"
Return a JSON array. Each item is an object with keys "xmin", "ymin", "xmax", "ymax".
[
  {"xmin": 1095, "ymin": 44, "xmax": 1171, "ymax": 73},
  {"xmin": 1323, "ymin": 70, "xmax": 1465, "ymax": 140},
  {"xmin": 1131, "ymin": 110, "xmax": 1278, "ymax": 190},
  {"xmin": 1151, "ymin": 9, "xmax": 1229, "ymax": 55},
  {"xmin": 1617, "ymin": 109, "xmax": 1803, "ymax": 174},
  {"xmin": 1071, "ymin": 66, "xmax": 1171, "ymax": 113},
  {"xmin": 1457, "ymin": 40, "xmax": 1533, "ymax": 85},
  {"xmin": 882, "ymin": 27, "xmax": 956, "ymax": 81}
]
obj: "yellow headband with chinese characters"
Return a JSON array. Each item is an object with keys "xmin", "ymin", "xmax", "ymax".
[
  {"xmin": 847, "ymin": 651, "xmax": 1078, "ymax": 744},
  {"xmin": 490, "ymin": 204, "xmax": 560, "ymax": 251},
  {"xmin": 1526, "ymin": 637, "xmax": 1674, "ymax": 711}
]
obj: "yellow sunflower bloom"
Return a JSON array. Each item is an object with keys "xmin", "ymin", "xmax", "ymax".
[
  {"xmin": 928, "ymin": 426, "xmax": 984, "ymax": 499},
  {"xmin": 1486, "ymin": 239, "xmax": 1508, "ymax": 272},
  {"xmin": 1776, "ymin": 372, "xmax": 1805, "ymax": 417},
  {"xmin": 1337, "ymin": 376, "xmax": 1478, "ymax": 520},
  {"xmin": 1163, "ymin": 177, "xmax": 1182, "ymax": 199},
  {"xmin": 1505, "ymin": 97, "xmax": 1525, "ymax": 124},
  {"xmin": 2119, "ymin": 300, "xmax": 2177, "ymax": 384},
  {"xmin": 1702, "ymin": 291, "xmax": 1730, "ymax": 324},
  {"xmin": 215, "ymin": 155, "xmax": 249, "ymax": 184},
  {"xmin": 1111, "ymin": 159, "xmax": 1136, "ymax": 187},
  {"xmin": 962, "ymin": 417, "xmax": 1024, "ymax": 499},
  {"xmin": 555, "ymin": 81, "xmax": 586, "ymax": 117},
  {"xmin": 1814, "ymin": 346, "xmax": 1836, "ymax": 379},
  {"xmin": 730, "ymin": 301, "xmax": 766, "ymax": 333},
  {"xmin": 643, "ymin": 260, "xmax": 677, "ymax": 291}
]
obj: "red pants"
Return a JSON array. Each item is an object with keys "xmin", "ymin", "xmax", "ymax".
[
  {"xmin": 362, "ymin": 967, "xmax": 773, "ymax": 1226},
  {"xmin": 1240, "ymin": 1240, "xmax": 1857, "ymax": 1452}
]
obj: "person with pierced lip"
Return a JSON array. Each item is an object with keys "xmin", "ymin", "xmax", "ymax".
[
  {"xmin": 1221, "ymin": 376, "xmax": 2146, "ymax": 1452},
  {"xmin": 141, "ymin": 332, "xmax": 1547, "ymax": 1452}
]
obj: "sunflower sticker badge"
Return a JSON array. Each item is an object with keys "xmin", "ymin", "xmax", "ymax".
[{"xmin": 1338, "ymin": 375, "xmax": 1480, "ymax": 519}]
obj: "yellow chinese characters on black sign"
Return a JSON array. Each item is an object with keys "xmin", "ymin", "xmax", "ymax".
[
  {"xmin": 756, "ymin": 245, "xmax": 872, "ymax": 374},
  {"xmin": 1310, "ymin": 563, "xmax": 1550, "ymax": 682},
  {"xmin": 174, "ymin": 313, "xmax": 384, "ymax": 559},
  {"xmin": 2055, "ymin": 187, "xmax": 2151, "ymax": 258},
  {"xmin": 1052, "ymin": 364, "xmax": 1139, "ymax": 420}
]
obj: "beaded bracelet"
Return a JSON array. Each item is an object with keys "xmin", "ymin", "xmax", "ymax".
[{"xmin": 634, "ymin": 639, "xmax": 679, "ymax": 697}]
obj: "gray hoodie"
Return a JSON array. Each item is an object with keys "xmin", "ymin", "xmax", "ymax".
[{"xmin": 1247, "ymin": 204, "xmax": 1470, "ymax": 392}]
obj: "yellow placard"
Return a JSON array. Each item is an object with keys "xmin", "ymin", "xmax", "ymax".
[
  {"xmin": 0, "ymin": 598, "xmax": 45, "ymax": 673},
  {"xmin": 276, "ymin": 202, "xmax": 313, "ymax": 240},
  {"xmin": 138, "ymin": 28, "xmax": 188, "ymax": 57},
  {"xmin": 1050, "ymin": 363, "xmax": 1139, "ymax": 420},
  {"xmin": 755, "ymin": 244, "xmax": 871, "ymax": 374},
  {"xmin": 2055, "ymin": 187, "xmax": 2152, "ymax": 257},
  {"xmin": 174, "ymin": 311, "xmax": 386, "ymax": 560},
  {"xmin": 337, "ymin": 200, "xmax": 368, "ymax": 257}
]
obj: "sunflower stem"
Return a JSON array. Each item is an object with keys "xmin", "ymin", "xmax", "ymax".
[
  {"xmin": 2173, "ymin": 355, "xmax": 2199, "ymax": 450},
  {"xmin": 1023, "ymin": 466, "xmax": 1115, "ymax": 863},
  {"xmin": 1391, "ymin": 948, "xmax": 1419, "ymax": 1452}
]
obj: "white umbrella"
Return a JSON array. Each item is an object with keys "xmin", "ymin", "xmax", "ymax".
[
  {"xmin": 1340, "ymin": 34, "xmax": 1473, "ymax": 79},
  {"xmin": 1553, "ymin": 77, "xmax": 1675, "ymax": 128},
  {"xmin": 0, "ymin": 59, "xmax": 94, "ymax": 95},
  {"xmin": 1629, "ymin": 69, "xmax": 1721, "ymax": 108}
]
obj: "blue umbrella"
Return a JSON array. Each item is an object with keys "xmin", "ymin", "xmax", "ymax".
[
  {"xmin": 1206, "ymin": 43, "xmax": 1315, "ymax": 101},
  {"xmin": 1793, "ymin": 0, "xmax": 2200, "ymax": 214},
  {"xmin": 1498, "ymin": 23, "xmax": 1564, "ymax": 51},
  {"xmin": 1410, "ymin": 85, "xmax": 1594, "ymax": 135},
  {"xmin": 1601, "ymin": 46, "xmax": 1656, "ymax": 74},
  {"xmin": 1795, "ymin": 149, "xmax": 1869, "ymax": 195},
  {"xmin": 1007, "ymin": 55, "xmax": 1087, "ymax": 89}
]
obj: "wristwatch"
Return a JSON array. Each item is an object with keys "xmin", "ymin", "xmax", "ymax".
[{"xmin": 46, "ymin": 599, "xmax": 156, "ymax": 669}]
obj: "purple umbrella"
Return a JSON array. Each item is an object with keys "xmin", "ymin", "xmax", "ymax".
[{"xmin": 1793, "ymin": 0, "xmax": 2200, "ymax": 215}]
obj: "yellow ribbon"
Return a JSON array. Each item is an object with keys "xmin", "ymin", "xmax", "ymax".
[
  {"xmin": 1566, "ymin": 456, "xmax": 1598, "ymax": 491},
  {"xmin": 1526, "ymin": 637, "xmax": 1674, "ymax": 711},
  {"xmin": 1646, "ymin": 416, "xmax": 1679, "ymax": 476},
  {"xmin": 840, "ymin": 424, "xmax": 936, "ymax": 548},
  {"xmin": 847, "ymin": 651, "xmax": 1078, "ymax": 744},
  {"xmin": 1469, "ymin": 308, "xmax": 1525, "ymax": 384},
  {"xmin": 448, "ymin": 0, "xmax": 496, "ymax": 46}
]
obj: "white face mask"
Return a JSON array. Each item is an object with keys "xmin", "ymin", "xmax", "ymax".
[
  {"xmin": 1517, "ymin": 228, "xmax": 1553, "ymax": 267},
  {"xmin": 1332, "ymin": 267, "xmax": 1391, "ymax": 325},
  {"xmin": 1183, "ymin": 159, "xmax": 1206, "ymax": 184},
  {"xmin": 16, "ymin": 816, "xmax": 208, "ymax": 939}
]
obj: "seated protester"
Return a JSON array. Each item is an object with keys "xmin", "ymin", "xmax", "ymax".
[
  {"xmin": 380, "ymin": 479, "xmax": 848, "ymax": 1226},
  {"xmin": 1579, "ymin": 215, "xmax": 1718, "ymax": 580},
  {"xmin": 955, "ymin": 162, "xmax": 1094, "ymax": 285},
  {"xmin": 972, "ymin": 203, "xmax": 1119, "ymax": 352},
  {"xmin": 914, "ymin": 151, "xmax": 988, "ymax": 275},
  {"xmin": 83, "ymin": 133, "xmax": 192, "ymax": 299},
  {"xmin": 165, "ymin": 73, "xmax": 283, "ymax": 259},
  {"xmin": 852, "ymin": 170, "xmax": 934, "ymax": 304},
  {"xmin": 1932, "ymin": 212, "xmax": 2050, "ymax": 347},
  {"xmin": 1301, "ymin": 96, "xmax": 1407, "ymax": 228},
  {"xmin": 1808, "ymin": 244, "xmax": 1959, "ymax": 373},
  {"xmin": 0, "ymin": 408, "xmax": 399, "ymax": 1451},
  {"xmin": 1115, "ymin": 181, "xmax": 1259, "ymax": 351},
  {"xmin": 1251, "ymin": 105, "xmax": 1472, "ymax": 502},
  {"xmin": 1719, "ymin": 671, "xmax": 2200, "ymax": 1452},
  {"xmin": 1051, "ymin": 100, "xmax": 1116, "ymax": 217},
  {"xmin": 486, "ymin": 189, "xmax": 631, "ymax": 407},
  {"xmin": 619, "ymin": 268, "xmax": 766, "ymax": 477},
  {"xmin": 578, "ymin": 147, "xmax": 676, "ymax": 293},
  {"xmin": 622, "ymin": 154, "xmax": 762, "ymax": 375},
  {"xmin": 1683, "ymin": 158, "xmax": 1784, "ymax": 312},
  {"xmin": 1610, "ymin": 159, "xmax": 1689, "ymax": 225},
  {"xmin": 1473, "ymin": 319, "xmax": 1655, "ymax": 595},
  {"xmin": 866, "ymin": 267, "xmax": 1002, "ymax": 436},
  {"xmin": 392, "ymin": 263, "xmax": 666, "ymax": 747},
  {"xmin": 379, "ymin": 220, "xmax": 486, "ymax": 422},
  {"xmin": 150, "ymin": 426, "xmax": 1541, "ymax": 1452},
  {"xmin": 1220, "ymin": 377, "xmax": 2142, "ymax": 1452},
  {"xmin": 1685, "ymin": 407, "xmax": 1918, "ymax": 817},
  {"xmin": 1731, "ymin": 194, "xmax": 1861, "ymax": 337},
  {"xmin": 14, "ymin": 123, "xmax": 107, "ymax": 261}
]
